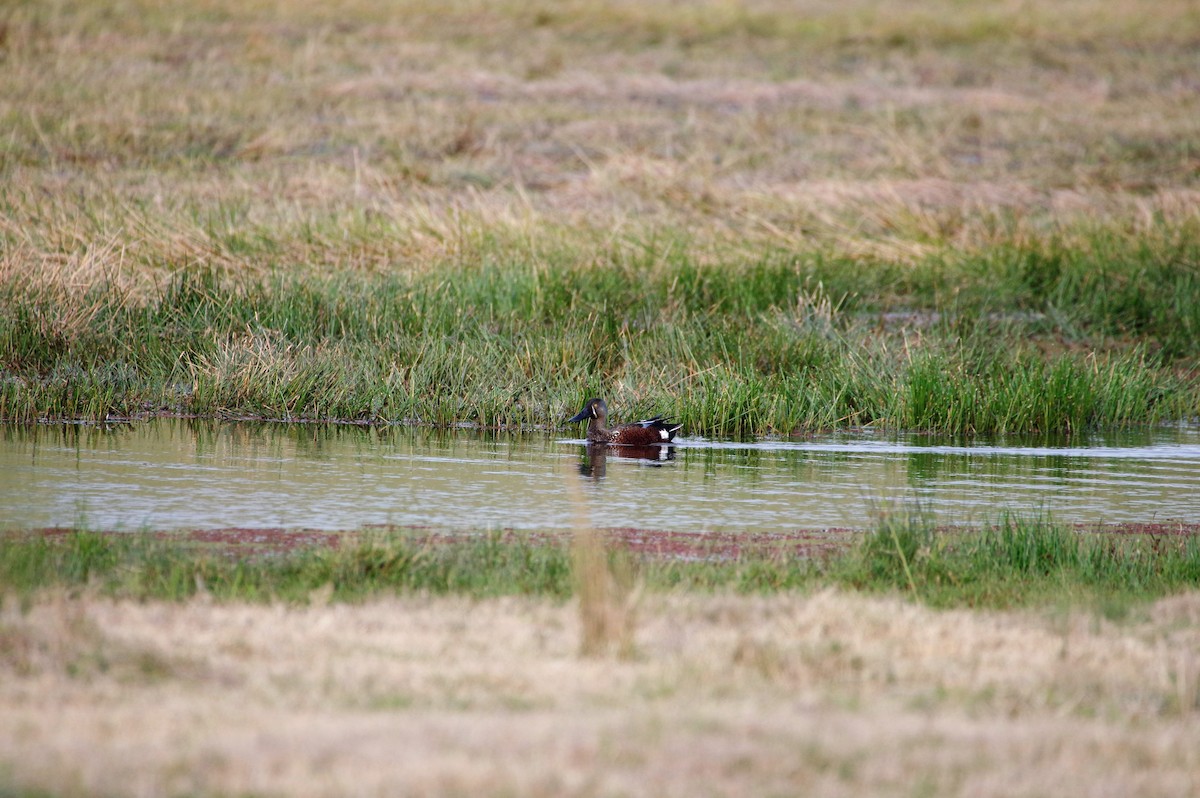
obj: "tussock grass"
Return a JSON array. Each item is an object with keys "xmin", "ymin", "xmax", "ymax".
[{"xmin": 2, "ymin": 233, "xmax": 1197, "ymax": 434}]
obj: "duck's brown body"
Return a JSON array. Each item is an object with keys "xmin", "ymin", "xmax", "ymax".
[{"xmin": 567, "ymin": 398, "xmax": 681, "ymax": 445}]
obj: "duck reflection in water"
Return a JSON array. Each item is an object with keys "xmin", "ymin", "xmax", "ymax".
[{"xmin": 578, "ymin": 442, "xmax": 676, "ymax": 479}]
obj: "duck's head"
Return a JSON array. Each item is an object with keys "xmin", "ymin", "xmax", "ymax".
[{"xmin": 568, "ymin": 397, "xmax": 607, "ymax": 424}]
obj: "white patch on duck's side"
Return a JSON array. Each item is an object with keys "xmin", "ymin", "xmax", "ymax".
[{"xmin": 659, "ymin": 429, "xmax": 669, "ymax": 440}]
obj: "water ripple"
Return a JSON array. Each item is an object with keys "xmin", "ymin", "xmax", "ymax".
[{"xmin": 4, "ymin": 421, "xmax": 1200, "ymax": 532}]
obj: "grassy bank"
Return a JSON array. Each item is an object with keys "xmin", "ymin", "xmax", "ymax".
[
  {"xmin": 5, "ymin": 519, "xmax": 1199, "ymax": 612},
  {"xmin": 3, "ymin": 0, "xmax": 1200, "ymax": 435},
  {"xmin": 3, "ymin": 229, "xmax": 1199, "ymax": 434},
  {"xmin": 4, "ymin": 522, "xmax": 1200, "ymax": 796}
]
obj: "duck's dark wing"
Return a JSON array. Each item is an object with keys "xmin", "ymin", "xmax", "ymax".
[{"xmin": 633, "ymin": 417, "xmax": 682, "ymax": 442}]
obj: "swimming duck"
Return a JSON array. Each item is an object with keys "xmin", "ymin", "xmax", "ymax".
[{"xmin": 567, "ymin": 398, "xmax": 681, "ymax": 445}]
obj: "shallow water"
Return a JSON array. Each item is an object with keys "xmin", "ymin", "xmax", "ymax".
[{"xmin": 4, "ymin": 420, "xmax": 1200, "ymax": 533}]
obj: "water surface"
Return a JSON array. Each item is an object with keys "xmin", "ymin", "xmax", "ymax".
[{"xmin": 3, "ymin": 420, "xmax": 1200, "ymax": 533}]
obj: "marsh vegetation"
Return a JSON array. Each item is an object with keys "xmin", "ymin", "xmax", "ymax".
[
  {"xmin": 3, "ymin": 0, "xmax": 1199, "ymax": 435},
  {"xmin": 4, "ymin": 1, "xmax": 1200, "ymax": 794},
  {"xmin": 4, "ymin": 518, "xmax": 1200, "ymax": 612}
]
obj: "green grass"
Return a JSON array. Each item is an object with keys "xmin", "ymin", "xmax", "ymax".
[
  {"xmin": 3, "ymin": 225, "xmax": 1198, "ymax": 435},
  {"xmin": 0, "ymin": 531, "xmax": 576, "ymax": 604},
  {"xmin": 3, "ymin": 0, "xmax": 1200, "ymax": 437},
  {"xmin": 835, "ymin": 514, "xmax": 1200, "ymax": 613},
  {"xmin": 4, "ymin": 520, "xmax": 1198, "ymax": 611}
]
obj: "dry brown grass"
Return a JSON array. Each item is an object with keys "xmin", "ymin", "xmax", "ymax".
[
  {"xmin": 3, "ymin": 0, "xmax": 1198, "ymax": 276},
  {"xmin": 2, "ymin": 589, "xmax": 1199, "ymax": 796}
]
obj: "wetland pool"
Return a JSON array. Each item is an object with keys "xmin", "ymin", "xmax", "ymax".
[{"xmin": 4, "ymin": 420, "xmax": 1200, "ymax": 534}]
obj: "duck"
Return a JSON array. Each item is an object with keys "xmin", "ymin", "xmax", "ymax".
[{"xmin": 567, "ymin": 398, "xmax": 682, "ymax": 446}]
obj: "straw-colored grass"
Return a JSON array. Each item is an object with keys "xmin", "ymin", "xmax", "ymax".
[
  {"xmin": 3, "ymin": 0, "xmax": 1198, "ymax": 272},
  {"xmin": 1, "ymin": 589, "xmax": 1198, "ymax": 796}
]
